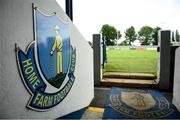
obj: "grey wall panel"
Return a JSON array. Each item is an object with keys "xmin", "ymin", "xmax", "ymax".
[
  {"xmin": 0, "ymin": 0, "xmax": 93, "ymax": 118},
  {"xmin": 158, "ymin": 31, "xmax": 171, "ymax": 90},
  {"xmin": 173, "ymin": 47, "xmax": 180, "ymax": 111}
]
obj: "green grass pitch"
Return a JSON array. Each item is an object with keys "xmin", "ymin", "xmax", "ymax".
[{"xmin": 103, "ymin": 50, "xmax": 158, "ymax": 76}]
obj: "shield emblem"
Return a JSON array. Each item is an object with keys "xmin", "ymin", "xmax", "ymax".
[
  {"xmin": 121, "ymin": 92, "xmax": 156, "ymax": 110},
  {"xmin": 35, "ymin": 10, "xmax": 70, "ymax": 88}
]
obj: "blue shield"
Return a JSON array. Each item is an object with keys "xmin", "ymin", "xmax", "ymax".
[{"xmin": 36, "ymin": 10, "xmax": 70, "ymax": 88}]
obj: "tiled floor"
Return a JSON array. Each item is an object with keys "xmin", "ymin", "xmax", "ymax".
[
  {"xmin": 90, "ymin": 87, "xmax": 111, "ymax": 108},
  {"xmin": 81, "ymin": 107, "xmax": 104, "ymax": 119}
]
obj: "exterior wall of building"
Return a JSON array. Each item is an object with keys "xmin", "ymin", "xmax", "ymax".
[
  {"xmin": 0, "ymin": 0, "xmax": 93, "ymax": 118},
  {"xmin": 173, "ymin": 47, "xmax": 180, "ymax": 111}
]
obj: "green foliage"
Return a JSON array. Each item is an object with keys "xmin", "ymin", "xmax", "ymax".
[
  {"xmin": 118, "ymin": 41, "xmax": 129, "ymax": 46},
  {"xmin": 138, "ymin": 26, "xmax": 153, "ymax": 45},
  {"xmin": 117, "ymin": 31, "xmax": 122, "ymax": 39},
  {"xmin": 101, "ymin": 24, "xmax": 121, "ymax": 46},
  {"xmin": 152, "ymin": 27, "xmax": 161, "ymax": 45},
  {"xmin": 124, "ymin": 26, "xmax": 137, "ymax": 45},
  {"xmin": 175, "ymin": 30, "xmax": 180, "ymax": 42}
]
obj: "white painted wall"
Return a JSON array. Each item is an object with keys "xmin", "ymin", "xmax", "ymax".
[
  {"xmin": 173, "ymin": 47, "xmax": 180, "ymax": 112},
  {"xmin": 0, "ymin": 0, "xmax": 94, "ymax": 118}
]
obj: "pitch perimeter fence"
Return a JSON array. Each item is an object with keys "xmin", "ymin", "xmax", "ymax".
[{"xmin": 107, "ymin": 46, "xmax": 158, "ymax": 50}]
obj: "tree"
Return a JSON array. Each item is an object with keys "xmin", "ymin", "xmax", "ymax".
[
  {"xmin": 117, "ymin": 31, "xmax": 122, "ymax": 39},
  {"xmin": 175, "ymin": 30, "xmax": 180, "ymax": 42},
  {"xmin": 114, "ymin": 31, "xmax": 122, "ymax": 45},
  {"xmin": 138, "ymin": 26, "xmax": 153, "ymax": 45},
  {"xmin": 172, "ymin": 31, "xmax": 175, "ymax": 42},
  {"xmin": 100, "ymin": 24, "xmax": 121, "ymax": 46},
  {"xmin": 118, "ymin": 41, "xmax": 129, "ymax": 46},
  {"xmin": 152, "ymin": 27, "xmax": 161, "ymax": 45},
  {"xmin": 124, "ymin": 26, "xmax": 137, "ymax": 45}
]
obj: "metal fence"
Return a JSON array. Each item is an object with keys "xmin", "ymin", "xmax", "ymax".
[{"xmin": 107, "ymin": 46, "xmax": 158, "ymax": 50}]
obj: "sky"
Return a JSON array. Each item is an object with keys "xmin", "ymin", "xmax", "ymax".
[{"xmin": 57, "ymin": 0, "xmax": 180, "ymax": 42}]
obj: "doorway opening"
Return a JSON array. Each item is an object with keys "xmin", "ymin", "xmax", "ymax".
[{"xmin": 102, "ymin": 45, "xmax": 158, "ymax": 87}]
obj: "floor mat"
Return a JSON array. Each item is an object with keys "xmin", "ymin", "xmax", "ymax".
[{"xmin": 103, "ymin": 87, "xmax": 180, "ymax": 119}]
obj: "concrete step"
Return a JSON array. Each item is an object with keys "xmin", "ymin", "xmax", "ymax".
[
  {"xmin": 103, "ymin": 72, "xmax": 156, "ymax": 80},
  {"xmin": 101, "ymin": 78, "xmax": 158, "ymax": 88}
]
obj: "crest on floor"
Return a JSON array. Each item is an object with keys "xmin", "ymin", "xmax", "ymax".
[
  {"xmin": 104, "ymin": 87, "xmax": 177, "ymax": 119},
  {"xmin": 121, "ymin": 91, "xmax": 156, "ymax": 110}
]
